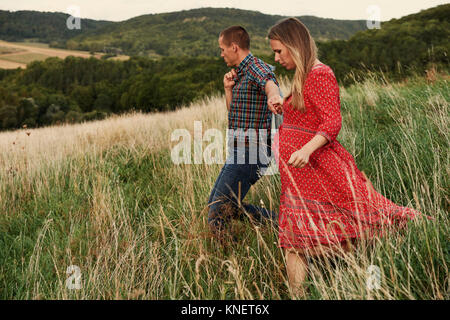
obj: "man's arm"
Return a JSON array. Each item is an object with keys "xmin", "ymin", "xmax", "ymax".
[
  {"xmin": 265, "ymin": 80, "xmax": 283, "ymax": 114},
  {"xmin": 264, "ymin": 80, "xmax": 280, "ymax": 101},
  {"xmin": 225, "ymin": 88, "xmax": 232, "ymax": 112}
]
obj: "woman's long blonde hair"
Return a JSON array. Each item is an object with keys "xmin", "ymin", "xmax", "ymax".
[{"xmin": 268, "ymin": 18, "xmax": 318, "ymax": 111}]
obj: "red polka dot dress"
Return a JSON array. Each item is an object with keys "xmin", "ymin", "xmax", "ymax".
[{"xmin": 273, "ymin": 64, "xmax": 421, "ymax": 249}]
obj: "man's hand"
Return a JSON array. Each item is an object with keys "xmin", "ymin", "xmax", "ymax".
[
  {"xmin": 268, "ymin": 95, "xmax": 283, "ymax": 115},
  {"xmin": 224, "ymin": 69, "xmax": 237, "ymax": 112},
  {"xmin": 288, "ymin": 147, "xmax": 311, "ymax": 168},
  {"xmin": 224, "ymin": 69, "xmax": 237, "ymax": 90}
]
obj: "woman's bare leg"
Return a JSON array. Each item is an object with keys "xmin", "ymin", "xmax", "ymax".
[
  {"xmin": 285, "ymin": 249, "xmax": 308, "ymax": 298},
  {"xmin": 284, "ymin": 240, "xmax": 356, "ymax": 298}
]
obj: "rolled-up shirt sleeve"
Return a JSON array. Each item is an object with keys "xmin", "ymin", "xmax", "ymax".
[
  {"xmin": 308, "ymin": 70, "xmax": 342, "ymax": 143},
  {"xmin": 248, "ymin": 63, "xmax": 278, "ymax": 90}
]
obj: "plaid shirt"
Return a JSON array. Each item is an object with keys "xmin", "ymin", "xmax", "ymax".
[{"xmin": 229, "ymin": 53, "xmax": 279, "ymax": 132}]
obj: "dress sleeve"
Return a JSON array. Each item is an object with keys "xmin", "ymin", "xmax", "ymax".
[{"xmin": 307, "ymin": 69, "xmax": 342, "ymax": 143}]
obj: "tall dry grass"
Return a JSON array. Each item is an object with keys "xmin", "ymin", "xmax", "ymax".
[{"xmin": 0, "ymin": 76, "xmax": 448, "ymax": 300}]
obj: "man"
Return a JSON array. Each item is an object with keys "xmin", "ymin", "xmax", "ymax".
[{"xmin": 207, "ymin": 26, "xmax": 280, "ymax": 243}]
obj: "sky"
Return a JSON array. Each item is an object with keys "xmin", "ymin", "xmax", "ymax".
[{"xmin": 0, "ymin": 0, "xmax": 447, "ymax": 22}]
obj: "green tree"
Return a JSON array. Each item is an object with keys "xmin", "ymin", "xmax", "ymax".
[
  {"xmin": 0, "ymin": 105, "xmax": 18, "ymax": 129},
  {"xmin": 17, "ymin": 98, "xmax": 39, "ymax": 127}
]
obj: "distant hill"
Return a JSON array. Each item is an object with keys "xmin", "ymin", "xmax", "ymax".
[
  {"xmin": 69, "ymin": 8, "xmax": 368, "ymax": 56},
  {"xmin": 0, "ymin": 8, "xmax": 368, "ymax": 57},
  {"xmin": 318, "ymin": 4, "xmax": 450, "ymax": 82},
  {"xmin": 0, "ymin": 10, "xmax": 113, "ymax": 43}
]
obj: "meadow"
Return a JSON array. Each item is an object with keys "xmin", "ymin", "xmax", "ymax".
[
  {"xmin": 0, "ymin": 40, "xmax": 129, "ymax": 69},
  {"xmin": 0, "ymin": 74, "xmax": 448, "ymax": 299}
]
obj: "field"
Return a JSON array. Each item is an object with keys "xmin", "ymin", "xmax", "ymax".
[
  {"xmin": 0, "ymin": 40, "xmax": 129, "ymax": 69},
  {"xmin": 0, "ymin": 75, "xmax": 448, "ymax": 299}
]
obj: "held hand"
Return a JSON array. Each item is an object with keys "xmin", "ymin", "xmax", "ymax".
[
  {"xmin": 268, "ymin": 95, "xmax": 283, "ymax": 114},
  {"xmin": 288, "ymin": 148, "xmax": 311, "ymax": 168},
  {"xmin": 224, "ymin": 69, "xmax": 237, "ymax": 90}
]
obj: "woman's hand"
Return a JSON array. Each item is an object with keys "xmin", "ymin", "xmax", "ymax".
[
  {"xmin": 268, "ymin": 95, "xmax": 283, "ymax": 114},
  {"xmin": 288, "ymin": 148, "xmax": 311, "ymax": 168}
]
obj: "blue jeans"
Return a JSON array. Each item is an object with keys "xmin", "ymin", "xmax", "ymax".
[{"xmin": 207, "ymin": 146, "xmax": 277, "ymax": 236}]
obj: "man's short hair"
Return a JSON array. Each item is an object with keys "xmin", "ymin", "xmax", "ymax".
[{"xmin": 219, "ymin": 26, "xmax": 250, "ymax": 50}]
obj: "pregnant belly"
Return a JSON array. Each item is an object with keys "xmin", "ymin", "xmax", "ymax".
[{"xmin": 279, "ymin": 124, "xmax": 317, "ymax": 157}]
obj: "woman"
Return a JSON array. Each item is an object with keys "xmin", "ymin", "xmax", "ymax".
[{"xmin": 266, "ymin": 18, "xmax": 421, "ymax": 296}]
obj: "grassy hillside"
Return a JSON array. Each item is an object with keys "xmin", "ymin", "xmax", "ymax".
[
  {"xmin": 61, "ymin": 7, "xmax": 367, "ymax": 57},
  {"xmin": 0, "ymin": 74, "xmax": 448, "ymax": 299},
  {"xmin": 0, "ymin": 40, "xmax": 129, "ymax": 70}
]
